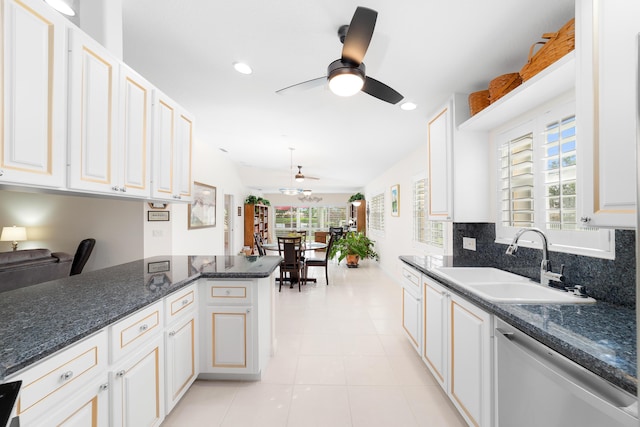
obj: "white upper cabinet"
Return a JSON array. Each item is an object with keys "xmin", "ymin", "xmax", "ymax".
[
  {"xmin": 576, "ymin": 0, "xmax": 640, "ymax": 228},
  {"xmin": 427, "ymin": 94, "xmax": 490, "ymax": 222},
  {"xmin": 151, "ymin": 90, "xmax": 193, "ymax": 202},
  {"xmin": 68, "ymin": 30, "xmax": 152, "ymax": 198},
  {"xmin": 1, "ymin": 0, "xmax": 67, "ymax": 188}
]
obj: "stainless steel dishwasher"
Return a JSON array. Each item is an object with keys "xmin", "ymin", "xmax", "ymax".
[{"xmin": 495, "ymin": 318, "xmax": 638, "ymax": 427}]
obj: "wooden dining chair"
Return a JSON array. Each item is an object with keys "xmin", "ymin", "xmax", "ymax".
[
  {"xmin": 303, "ymin": 234, "xmax": 334, "ymax": 286},
  {"xmin": 277, "ymin": 236, "xmax": 304, "ymax": 292},
  {"xmin": 253, "ymin": 233, "xmax": 266, "ymax": 256}
]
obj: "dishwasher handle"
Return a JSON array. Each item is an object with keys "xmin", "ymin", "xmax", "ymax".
[{"xmin": 495, "ymin": 327, "xmax": 638, "ymax": 423}]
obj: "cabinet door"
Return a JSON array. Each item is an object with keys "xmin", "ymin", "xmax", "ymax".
[
  {"xmin": 428, "ymin": 104, "xmax": 453, "ymax": 220},
  {"xmin": 165, "ymin": 314, "xmax": 198, "ymax": 413},
  {"xmin": 35, "ymin": 376, "xmax": 110, "ymax": 427},
  {"xmin": 1, "ymin": 0, "xmax": 67, "ymax": 188},
  {"xmin": 151, "ymin": 91, "xmax": 175, "ymax": 200},
  {"xmin": 449, "ymin": 295, "xmax": 492, "ymax": 427},
  {"xmin": 202, "ymin": 306, "xmax": 254, "ymax": 373},
  {"xmin": 175, "ymin": 111, "xmax": 193, "ymax": 200},
  {"xmin": 118, "ymin": 65, "xmax": 151, "ymax": 197},
  {"xmin": 401, "ymin": 287, "xmax": 421, "ymax": 353},
  {"xmin": 576, "ymin": 0, "xmax": 640, "ymax": 228},
  {"xmin": 68, "ymin": 30, "xmax": 119, "ymax": 194},
  {"xmin": 423, "ymin": 278, "xmax": 448, "ymax": 389},
  {"xmin": 111, "ymin": 336, "xmax": 165, "ymax": 427}
]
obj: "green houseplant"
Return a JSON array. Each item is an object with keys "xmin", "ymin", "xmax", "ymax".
[
  {"xmin": 328, "ymin": 231, "xmax": 378, "ymax": 268},
  {"xmin": 348, "ymin": 192, "xmax": 365, "ymax": 203}
]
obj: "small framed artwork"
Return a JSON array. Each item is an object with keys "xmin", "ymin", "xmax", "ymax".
[
  {"xmin": 189, "ymin": 182, "xmax": 217, "ymax": 229},
  {"xmin": 237, "ymin": 206, "xmax": 242, "ymax": 216},
  {"xmin": 147, "ymin": 260, "xmax": 170, "ymax": 273},
  {"xmin": 148, "ymin": 211, "xmax": 170, "ymax": 221},
  {"xmin": 391, "ymin": 184, "xmax": 400, "ymax": 217}
]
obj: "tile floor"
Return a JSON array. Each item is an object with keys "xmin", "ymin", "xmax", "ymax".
[{"xmin": 161, "ymin": 260, "xmax": 466, "ymax": 427}]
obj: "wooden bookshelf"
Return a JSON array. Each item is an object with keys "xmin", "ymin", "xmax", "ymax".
[{"xmin": 244, "ymin": 203, "xmax": 269, "ymax": 248}]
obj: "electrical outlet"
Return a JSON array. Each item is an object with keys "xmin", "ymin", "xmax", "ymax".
[{"xmin": 463, "ymin": 237, "xmax": 476, "ymax": 251}]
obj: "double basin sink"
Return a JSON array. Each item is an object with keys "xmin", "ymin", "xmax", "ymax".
[{"xmin": 432, "ymin": 267, "xmax": 595, "ymax": 304}]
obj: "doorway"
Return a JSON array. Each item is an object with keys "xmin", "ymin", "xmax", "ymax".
[{"xmin": 224, "ymin": 194, "xmax": 234, "ymax": 256}]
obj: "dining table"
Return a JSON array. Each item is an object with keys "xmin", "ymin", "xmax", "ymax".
[{"xmin": 261, "ymin": 241, "xmax": 328, "ymax": 284}]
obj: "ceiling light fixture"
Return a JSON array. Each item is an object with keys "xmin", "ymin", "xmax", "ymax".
[
  {"xmin": 302, "ymin": 189, "xmax": 312, "ymax": 196},
  {"xmin": 400, "ymin": 102, "xmax": 417, "ymax": 111},
  {"xmin": 295, "ymin": 166, "xmax": 305, "ymax": 182},
  {"xmin": 327, "ymin": 60, "xmax": 365, "ymax": 97},
  {"xmin": 44, "ymin": 0, "xmax": 76, "ymax": 16},
  {"xmin": 233, "ymin": 62, "xmax": 253, "ymax": 75}
]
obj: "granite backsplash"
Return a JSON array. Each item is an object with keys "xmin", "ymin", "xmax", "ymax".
[{"xmin": 452, "ymin": 223, "xmax": 636, "ymax": 308}]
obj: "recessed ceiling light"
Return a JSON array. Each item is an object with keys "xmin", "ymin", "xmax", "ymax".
[
  {"xmin": 400, "ymin": 102, "xmax": 417, "ymax": 111},
  {"xmin": 233, "ymin": 62, "xmax": 252, "ymax": 75},
  {"xmin": 44, "ymin": 0, "xmax": 76, "ymax": 16}
]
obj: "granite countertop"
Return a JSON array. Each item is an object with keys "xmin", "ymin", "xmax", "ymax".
[
  {"xmin": 0, "ymin": 255, "xmax": 282, "ymax": 380},
  {"xmin": 399, "ymin": 255, "xmax": 637, "ymax": 395}
]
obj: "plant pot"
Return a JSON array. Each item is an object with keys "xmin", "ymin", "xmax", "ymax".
[{"xmin": 346, "ymin": 254, "xmax": 360, "ymax": 268}]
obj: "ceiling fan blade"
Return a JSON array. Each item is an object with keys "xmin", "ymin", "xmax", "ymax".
[
  {"xmin": 362, "ymin": 76, "xmax": 404, "ymax": 104},
  {"xmin": 341, "ymin": 7, "xmax": 377, "ymax": 65},
  {"xmin": 276, "ymin": 76, "xmax": 326, "ymax": 95}
]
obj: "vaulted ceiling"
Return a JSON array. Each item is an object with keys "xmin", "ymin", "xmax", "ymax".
[{"xmin": 121, "ymin": 0, "xmax": 575, "ymax": 194}]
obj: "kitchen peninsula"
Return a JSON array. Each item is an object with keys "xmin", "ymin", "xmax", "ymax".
[{"xmin": 0, "ymin": 255, "xmax": 282, "ymax": 426}]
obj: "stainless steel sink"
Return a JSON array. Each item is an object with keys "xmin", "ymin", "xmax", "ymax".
[{"xmin": 433, "ymin": 267, "xmax": 595, "ymax": 304}]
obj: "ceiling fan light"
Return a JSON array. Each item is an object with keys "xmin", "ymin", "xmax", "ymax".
[
  {"xmin": 279, "ymin": 188, "xmax": 303, "ymax": 196},
  {"xmin": 233, "ymin": 62, "xmax": 253, "ymax": 75},
  {"xmin": 329, "ymin": 73, "xmax": 364, "ymax": 97},
  {"xmin": 303, "ymin": 189, "xmax": 312, "ymax": 196},
  {"xmin": 44, "ymin": 0, "xmax": 75, "ymax": 16},
  {"xmin": 400, "ymin": 102, "xmax": 417, "ymax": 111},
  {"xmin": 295, "ymin": 174, "xmax": 305, "ymax": 182}
]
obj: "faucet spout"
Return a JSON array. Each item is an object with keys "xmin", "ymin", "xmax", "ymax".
[{"xmin": 505, "ymin": 227, "xmax": 564, "ymax": 287}]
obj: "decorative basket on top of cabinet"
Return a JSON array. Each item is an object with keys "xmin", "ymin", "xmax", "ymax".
[{"xmin": 520, "ymin": 18, "xmax": 575, "ymax": 81}]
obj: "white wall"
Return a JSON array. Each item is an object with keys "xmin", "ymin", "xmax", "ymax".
[
  {"xmin": 264, "ymin": 193, "xmax": 352, "ymax": 207},
  {"xmin": 0, "ymin": 190, "xmax": 144, "ymax": 272},
  {"xmin": 364, "ymin": 143, "xmax": 430, "ymax": 279}
]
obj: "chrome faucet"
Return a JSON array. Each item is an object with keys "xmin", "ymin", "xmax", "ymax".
[{"xmin": 505, "ymin": 227, "xmax": 565, "ymax": 287}]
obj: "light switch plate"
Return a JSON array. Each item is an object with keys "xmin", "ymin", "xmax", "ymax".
[{"xmin": 463, "ymin": 237, "xmax": 476, "ymax": 251}]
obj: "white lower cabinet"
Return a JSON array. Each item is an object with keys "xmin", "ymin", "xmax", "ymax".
[
  {"xmin": 199, "ymin": 277, "xmax": 274, "ymax": 379},
  {"xmin": 110, "ymin": 335, "xmax": 165, "ymax": 427},
  {"xmin": 401, "ymin": 265, "xmax": 422, "ymax": 353},
  {"xmin": 39, "ymin": 375, "xmax": 109, "ymax": 427},
  {"xmin": 420, "ymin": 275, "xmax": 493, "ymax": 427},
  {"xmin": 164, "ymin": 284, "xmax": 199, "ymax": 414}
]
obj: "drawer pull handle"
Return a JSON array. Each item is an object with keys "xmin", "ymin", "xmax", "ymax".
[
  {"xmin": 99, "ymin": 383, "xmax": 109, "ymax": 391},
  {"xmin": 181, "ymin": 299, "xmax": 190, "ymax": 306},
  {"xmin": 116, "ymin": 370, "xmax": 126, "ymax": 377},
  {"xmin": 169, "ymin": 331, "xmax": 176, "ymax": 337},
  {"xmin": 61, "ymin": 371, "xmax": 74, "ymax": 381},
  {"xmin": 139, "ymin": 324, "xmax": 149, "ymax": 332}
]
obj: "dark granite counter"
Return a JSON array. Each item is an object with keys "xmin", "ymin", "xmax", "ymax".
[
  {"xmin": 0, "ymin": 255, "xmax": 282, "ymax": 380},
  {"xmin": 399, "ymin": 255, "xmax": 637, "ymax": 395}
]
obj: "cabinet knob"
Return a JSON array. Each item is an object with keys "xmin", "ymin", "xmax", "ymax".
[
  {"xmin": 246, "ymin": 308, "xmax": 251, "ymax": 313},
  {"xmin": 116, "ymin": 370, "xmax": 126, "ymax": 377},
  {"xmin": 99, "ymin": 383, "xmax": 109, "ymax": 391},
  {"xmin": 169, "ymin": 331, "xmax": 176, "ymax": 337},
  {"xmin": 112, "ymin": 186, "xmax": 119, "ymax": 191},
  {"xmin": 225, "ymin": 290, "xmax": 231, "ymax": 296},
  {"xmin": 0, "ymin": 170, "xmax": 4, "ymax": 176},
  {"xmin": 60, "ymin": 370, "xmax": 74, "ymax": 381},
  {"xmin": 182, "ymin": 299, "xmax": 190, "ymax": 306},
  {"xmin": 580, "ymin": 217, "xmax": 591, "ymax": 223},
  {"xmin": 139, "ymin": 324, "xmax": 149, "ymax": 332},
  {"xmin": 120, "ymin": 187, "xmax": 126, "ymax": 192}
]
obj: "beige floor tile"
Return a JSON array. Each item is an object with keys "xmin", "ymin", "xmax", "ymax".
[
  {"xmin": 402, "ymin": 385, "xmax": 468, "ymax": 427},
  {"xmin": 299, "ymin": 333, "xmax": 343, "ymax": 355},
  {"xmin": 388, "ymin": 355, "xmax": 438, "ymax": 386},
  {"xmin": 287, "ymin": 385, "xmax": 352, "ymax": 427},
  {"xmin": 295, "ymin": 355, "xmax": 347, "ymax": 385},
  {"xmin": 340, "ymin": 334, "xmax": 385, "ymax": 355},
  {"xmin": 348, "ymin": 385, "xmax": 419, "ymax": 427},
  {"xmin": 220, "ymin": 383, "xmax": 292, "ymax": 427},
  {"xmin": 344, "ymin": 355, "xmax": 397, "ymax": 386}
]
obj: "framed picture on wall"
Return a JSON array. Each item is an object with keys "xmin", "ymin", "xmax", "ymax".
[
  {"xmin": 391, "ymin": 184, "xmax": 400, "ymax": 217},
  {"xmin": 188, "ymin": 182, "xmax": 217, "ymax": 229}
]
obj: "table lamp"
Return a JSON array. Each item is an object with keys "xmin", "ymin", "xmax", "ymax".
[{"xmin": 1, "ymin": 226, "xmax": 27, "ymax": 251}]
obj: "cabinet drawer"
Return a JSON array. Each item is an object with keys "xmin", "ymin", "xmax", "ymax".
[
  {"xmin": 12, "ymin": 330, "xmax": 108, "ymax": 424},
  {"xmin": 165, "ymin": 284, "xmax": 197, "ymax": 324},
  {"xmin": 110, "ymin": 301, "xmax": 163, "ymax": 362},
  {"xmin": 204, "ymin": 280, "xmax": 252, "ymax": 305},
  {"xmin": 401, "ymin": 266, "xmax": 421, "ymax": 289}
]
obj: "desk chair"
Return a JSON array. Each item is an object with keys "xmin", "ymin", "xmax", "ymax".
[{"xmin": 277, "ymin": 236, "xmax": 304, "ymax": 292}]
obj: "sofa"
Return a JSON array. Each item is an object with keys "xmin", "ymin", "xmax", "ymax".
[{"xmin": 0, "ymin": 249, "xmax": 73, "ymax": 293}]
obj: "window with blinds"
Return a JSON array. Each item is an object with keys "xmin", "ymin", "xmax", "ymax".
[
  {"xmin": 543, "ymin": 115, "xmax": 577, "ymax": 230},
  {"xmin": 369, "ymin": 192, "xmax": 385, "ymax": 232},
  {"xmin": 495, "ymin": 100, "xmax": 613, "ymax": 259},
  {"xmin": 501, "ymin": 133, "xmax": 534, "ymax": 228},
  {"xmin": 413, "ymin": 177, "xmax": 444, "ymax": 248}
]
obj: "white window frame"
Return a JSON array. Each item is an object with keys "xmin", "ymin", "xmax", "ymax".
[
  {"xmin": 412, "ymin": 172, "xmax": 448, "ymax": 254},
  {"xmin": 368, "ymin": 191, "xmax": 385, "ymax": 236},
  {"xmin": 495, "ymin": 100, "xmax": 614, "ymax": 259}
]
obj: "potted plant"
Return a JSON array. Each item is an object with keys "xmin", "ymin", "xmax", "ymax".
[
  {"xmin": 328, "ymin": 231, "xmax": 378, "ymax": 268},
  {"xmin": 348, "ymin": 192, "xmax": 365, "ymax": 203},
  {"xmin": 245, "ymin": 195, "xmax": 270, "ymax": 206}
]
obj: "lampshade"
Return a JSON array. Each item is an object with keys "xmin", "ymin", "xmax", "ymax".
[
  {"xmin": 302, "ymin": 189, "xmax": 312, "ymax": 196},
  {"xmin": 44, "ymin": 0, "xmax": 76, "ymax": 16},
  {"xmin": 351, "ymin": 200, "xmax": 362, "ymax": 207},
  {"xmin": 1, "ymin": 226, "xmax": 27, "ymax": 251},
  {"xmin": 329, "ymin": 73, "xmax": 364, "ymax": 97}
]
